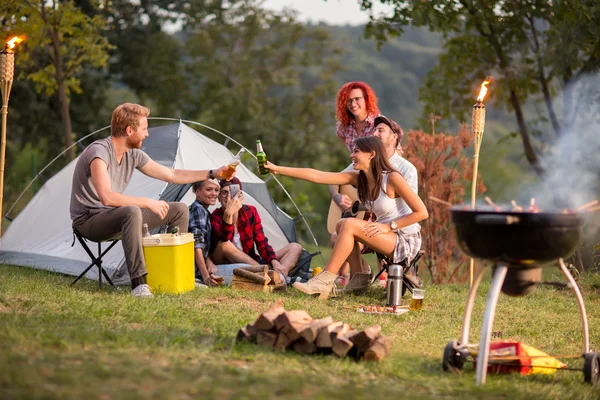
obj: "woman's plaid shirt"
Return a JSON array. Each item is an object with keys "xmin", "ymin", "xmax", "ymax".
[
  {"xmin": 211, "ymin": 204, "xmax": 277, "ymax": 264},
  {"xmin": 335, "ymin": 114, "xmax": 377, "ymax": 152}
]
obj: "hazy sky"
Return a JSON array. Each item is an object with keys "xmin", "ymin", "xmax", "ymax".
[{"xmin": 263, "ymin": 0, "xmax": 394, "ymax": 25}]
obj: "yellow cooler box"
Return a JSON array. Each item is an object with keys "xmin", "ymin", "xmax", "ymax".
[{"xmin": 142, "ymin": 233, "xmax": 195, "ymax": 294}]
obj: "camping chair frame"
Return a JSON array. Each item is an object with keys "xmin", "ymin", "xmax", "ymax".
[
  {"xmin": 371, "ymin": 250, "xmax": 424, "ymax": 295},
  {"xmin": 71, "ymin": 230, "xmax": 118, "ymax": 289}
]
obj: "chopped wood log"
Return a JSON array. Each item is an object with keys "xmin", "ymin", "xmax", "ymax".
[
  {"xmin": 232, "ymin": 276, "xmax": 273, "ymax": 292},
  {"xmin": 332, "ymin": 329, "xmax": 360, "ymax": 357},
  {"xmin": 256, "ymin": 330, "xmax": 278, "ymax": 348},
  {"xmin": 274, "ymin": 330, "xmax": 294, "ymax": 350},
  {"xmin": 316, "ymin": 321, "xmax": 344, "ymax": 348},
  {"xmin": 254, "ymin": 303, "xmax": 286, "ymax": 331},
  {"xmin": 363, "ymin": 335, "xmax": 391, "ymax": 362},
  {"xmin": 280, "ymin": 320, "xmax": 313, "ymax": 344},
  {"xmin": 293, "ymin": 338, "xmax": 317, "ymax": 355},
  {"xmin": 235, "ymin": 323, "xmax": 258, "ymax": 343},
  {"xmin": 233, "ymin": 268, "xmax": 271, "ymax": 285},
  {"xmin": 274, "ymin": 310, "xmax": 312, "ymax": 331},
  {"xmin": 330, "ymin": 322, "xmax": 351, "ymax": 345},
  {"xmin": 267, "ymin": 270, "xmax": 283, "ymax": 285},
  {"xmin": 350, "ymin": 325, "xmax": 382, "ymax": 351},
  {"xmin": 235, "ymin": 265, "xmax": 269, "ymax": 274},
  {"xmin": 300, "ymin": 316, "xmax": 334, "ymax": 343}
]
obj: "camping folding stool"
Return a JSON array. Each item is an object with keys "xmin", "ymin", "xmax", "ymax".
[
  {"xmin": 71, "ymin": 229, "xmax": 119, "ymax": 289},
  {"xmin": 371, "ymin": 250, "xmax": 425, "ymax": 295}
]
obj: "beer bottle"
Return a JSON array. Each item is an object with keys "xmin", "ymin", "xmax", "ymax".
[
  {"xmin": 256, "ymin": 140, "xmax": 268, "ymax": 175},
  {"xmin": 142, "ymin": 223, "xmax": 151, "ymax": 238},
  {"xmin": 223, "ymin": 148, "xmax": 245, "ymax": 180}
]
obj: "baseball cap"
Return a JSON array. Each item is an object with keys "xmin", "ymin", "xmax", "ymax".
[{"xmin": 374, "ymin": 115, "xmax": 404, "ymax": 142}]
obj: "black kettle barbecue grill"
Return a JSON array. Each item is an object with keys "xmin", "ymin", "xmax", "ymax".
[{"xmin": 442, "ymin": 206, "xmax": 599, "ymax": 385}]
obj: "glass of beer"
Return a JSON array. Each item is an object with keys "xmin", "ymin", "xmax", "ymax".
[
  {"xmin": 410, "ymin": 288, "xmax": 425, "ymax": 311},
  {"xmin": 222, "ymin": 159, "xmax": 240, "ymax": 180}
]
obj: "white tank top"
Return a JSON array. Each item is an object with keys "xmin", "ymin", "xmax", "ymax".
[{"xmin": 369, "ymin": 173, "xmax": 420, "ymax": 235}]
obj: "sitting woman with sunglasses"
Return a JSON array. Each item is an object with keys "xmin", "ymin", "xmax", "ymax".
[{"xmin": 264, "ymin": 135, "xmax": 428, "ymax": 298}]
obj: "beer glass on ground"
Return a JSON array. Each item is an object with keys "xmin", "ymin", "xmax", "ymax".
[{"xmin": 410, "ymin": 288, "xmax": 425, "ymax": 311}]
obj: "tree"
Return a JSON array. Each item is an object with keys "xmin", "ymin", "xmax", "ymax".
[
  {"xmin": 1, "ymin": 0, "xmax": 112, "ymax": 160},
  {"xmin": 404, "ymin": 125, "xmax": 485, "ymax": 283},
  {"xmin": 360, "ymin": 0, "xmax": 600, "ymax": 174},
  {"xmin": 179, "ymin": 0, "xmax": 344, "ymax": 242},
  {"xmin": 181, "ymin": 1, "xmax": 344, "ymax": 168}
]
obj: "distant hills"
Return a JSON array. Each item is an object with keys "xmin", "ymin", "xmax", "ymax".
[{"xmin": 319, "ymin": 24, "xmax": 442, "ymax": 129}]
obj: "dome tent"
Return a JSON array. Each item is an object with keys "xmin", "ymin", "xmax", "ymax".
[{"xmin": 0, "ymin": 119, "xmax": 321, "ymax": 284}]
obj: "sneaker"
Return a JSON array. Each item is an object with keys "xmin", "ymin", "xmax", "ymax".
[
  {"xmin": 131, "ymin": 283, "xmax": 154, "ymax": 297},
  {"xmin": 343, "ymin": 272, "xmax": 372, "ymax": 294},
  {"xmin": 374, "ymin": 274, "xmax": 387, "ymax": 289},
  {"xmin": 335, "ymin": 273, "xmax": 351, "ymax": 287}
]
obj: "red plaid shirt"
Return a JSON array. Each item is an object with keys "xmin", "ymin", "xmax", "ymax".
[
  {"xmin": 336, "ymin": 114, "xmax": 377, "ymax": 152},
  {"xmin": 211, "ymin": 205, "xmax": 277, "ymax": 264}
]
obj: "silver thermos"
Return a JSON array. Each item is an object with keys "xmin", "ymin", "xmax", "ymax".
[{"xmin": 386, "ymin": 264, "xmax": 403, "ymax": 306}]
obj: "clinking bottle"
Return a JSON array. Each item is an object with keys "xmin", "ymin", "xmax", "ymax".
[
  {"xmin": 223, "ymin": 148, "xmax": 245, "ymax": 180},
  {"xmin": 256, "ymin": 140, "xmax": 268, "ymax": 175}
]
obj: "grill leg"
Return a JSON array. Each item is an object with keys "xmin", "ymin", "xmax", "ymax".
[
  {"xmin": 460, "ymin": 267, "xmax": 486, "ymax": 345},
  {"xmin": 558, "ymin": 258, "xmax": 590, "ymax": 354},
  {"xmin": 476, "ymin": 264, "xmax": 507, "ymax": 386}
]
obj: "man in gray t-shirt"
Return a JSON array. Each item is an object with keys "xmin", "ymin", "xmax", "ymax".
[
  {"xmin": 328, "ymin": 115, "xmax": 419, "ymax": 293},
  {"xmin": 70, "ymin": 103, "xmax": 230, "ymax": 297}
]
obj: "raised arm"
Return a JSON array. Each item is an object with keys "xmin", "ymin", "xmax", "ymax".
[
  {"xmin": 264, "ymin": 162, "xmax": 358, "ymax": 186},
  {"xmin": 139, "ymin": 159, "xmax": 229, "ymax": 184}
]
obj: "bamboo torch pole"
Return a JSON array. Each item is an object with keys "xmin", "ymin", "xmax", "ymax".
[
  {"xmin": 469, "ymin": 79, "xmax": 490, "ymax": 287},
  {"xmin": 0, "ymin": 36, "xmax": 24, "ymax": 238}
]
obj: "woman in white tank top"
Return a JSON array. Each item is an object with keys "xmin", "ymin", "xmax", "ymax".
[{"xmin": 265, "ymin": 136, "xmax": 428, "ymax": 298}]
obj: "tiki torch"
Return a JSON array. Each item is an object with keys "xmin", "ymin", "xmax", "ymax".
[
  {"xmin": 468, "ymin": 78, "xmax": 491, "ymax": 286},
  {"xmin": 0, "ymin": 36, "xmax": 24, "ymax": 237}
]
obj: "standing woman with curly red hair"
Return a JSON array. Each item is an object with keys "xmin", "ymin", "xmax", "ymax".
[
  {"xmin": 335, "ymin": 81, "xmax": 381, "ymax": 152},
  {"xmin": 330, "ymin": 82, "xmax": 381, "ymax": 284}
]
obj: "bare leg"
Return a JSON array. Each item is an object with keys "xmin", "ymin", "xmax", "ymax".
[
  {"xmin": 348, "ymin": 242, "xmax": 365, "ymax": 275},
  {"xmin": 275, "ymin": 243, "xmax": 303, "ymax": 273},
  {"xmin": 333, "ymin": 222, "xmax": 370, "ymax": 277},
  {"xmin": 325, "ymin": 218, "xmax": 396, "ymax": 275},
  {"xmin": 331, "ymin": 232, "xmax": 350, "ymax": 278},
  {"xmin": 211, "ymin": 241, "xmax": 259, "ymax": 265}
]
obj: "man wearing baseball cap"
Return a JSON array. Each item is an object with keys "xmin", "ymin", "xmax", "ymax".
[{"xmin": 210, "ymin": 177, "xmax": 303, "ymax": 278}]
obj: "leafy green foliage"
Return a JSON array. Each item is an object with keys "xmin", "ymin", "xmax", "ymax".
[
  {"xmin": 1, "ymin": 0, "xmax": 113, "ymax": 159},
  {"xmin": 360, "ymin": 0, "xmax": 600, "ymax": 172}
]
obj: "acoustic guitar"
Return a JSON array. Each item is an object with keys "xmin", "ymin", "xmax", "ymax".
[{"xmin": 326, "ymin": 184, "xmax": 366, "ymax": 234}]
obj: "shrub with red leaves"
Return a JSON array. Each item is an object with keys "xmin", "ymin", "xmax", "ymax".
[{"xmin": 403, "ymin": 124, "xmax": 486, "ymax": 284}]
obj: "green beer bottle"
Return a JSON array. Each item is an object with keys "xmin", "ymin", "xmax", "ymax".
[{"xmin": 256, "ymin": 140, "xmax": 268, "ymax": 175}]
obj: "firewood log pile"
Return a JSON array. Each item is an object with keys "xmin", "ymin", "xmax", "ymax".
[
  {"xmin": 236, "ymin": 301, "xmax": 392, "ymax": 362},
  {"xmin": 231, "ymin": 265, "xmax": 287, "ymax": 293}
]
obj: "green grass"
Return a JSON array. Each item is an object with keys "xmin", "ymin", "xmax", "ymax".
[{"xmin": 1, "ymin": 263, "xmax": 600, "ymax": 400}]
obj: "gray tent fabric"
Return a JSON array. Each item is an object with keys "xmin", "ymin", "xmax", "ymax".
[{"xmin": 0, "ymin": 121, "xmax": 312, "ymax": 284}]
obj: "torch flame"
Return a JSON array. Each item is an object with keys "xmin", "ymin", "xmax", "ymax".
[
  {"xmin": 6, "ymin": 36, "xmax": 25, "ymax": 50},
  {"xmin": 476, "ymin": 80, "xmax": 490, "ymax": 102}
]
